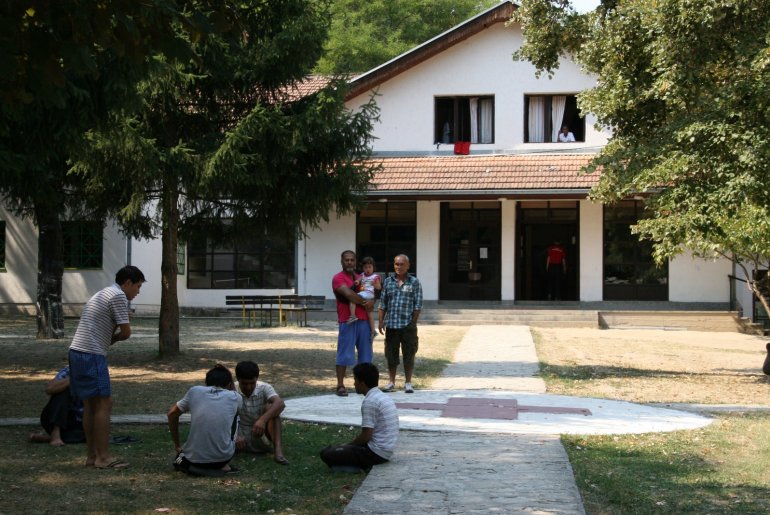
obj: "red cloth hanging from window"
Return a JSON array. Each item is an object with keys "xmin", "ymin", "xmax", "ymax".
[{"xmin": 453, "ymin": 141, "xmax": 470, "ymax": 155}]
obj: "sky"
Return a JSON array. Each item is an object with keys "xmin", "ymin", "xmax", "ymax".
[{"xmin": 570, "ymin": 0, "xmax": 601, "ymax": 13}]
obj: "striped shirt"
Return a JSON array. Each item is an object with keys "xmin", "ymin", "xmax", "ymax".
[
  {"xmin": 379, "ymin": 274, "xmax": 423, "ymax": 329},
  {"xmin": 234, "ymin": 381, "xmax": 278, "ymax": 439},
  {"xmin": 362, "ymin": 387, "xmax": 399, "ymax": 460},
  {"xmin": 69, "ymin": 284, "xmax": 129, "ymax": 356}
]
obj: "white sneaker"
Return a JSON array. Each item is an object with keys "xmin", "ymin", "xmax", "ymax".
[
  {"xmin": 382, "ymin": 383, "xmax": 395, "ymax": 392},
  {"xmin": 404, "ymin": 383, "xmax": 414, "ymax": 393}
]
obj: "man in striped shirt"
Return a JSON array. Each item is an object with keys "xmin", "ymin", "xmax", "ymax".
[
  {"xmin": 68, "ymin": 265, "xmax": 145, "ymax": 469},
  {"xmin": 320, "ymin": 363, "xmax": 399, "ymax": 472}
]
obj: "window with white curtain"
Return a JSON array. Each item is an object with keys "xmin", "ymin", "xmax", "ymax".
[
  {"xmin": 435, "ymin": 96, "xmax": 494, "ymax": 144},
  {"xmin": 524, "ymin": 94, "xmax": 584, "ymax": 143}
]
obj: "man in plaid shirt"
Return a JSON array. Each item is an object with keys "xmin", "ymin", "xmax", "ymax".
[{"xmin": 377, "ymin": 254, "xmax": 423, "ymax": 393}]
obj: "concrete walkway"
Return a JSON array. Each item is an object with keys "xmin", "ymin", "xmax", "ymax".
[{"xmin": 284, "ymin": 325, "xmax": 713, "ymax": 514}]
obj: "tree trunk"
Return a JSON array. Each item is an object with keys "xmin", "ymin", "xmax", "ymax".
[
  {"xmin": 158, "ymin": 180, "xmax": 181, "ymax": 356},
  {"xmin": 36, "ymin": 210, "xmax": 65, "ymax": 339}
]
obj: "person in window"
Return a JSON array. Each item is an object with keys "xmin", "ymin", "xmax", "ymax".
[{"xmin": 558, "ymin": 125, "xmax": 576, "ymax": 142}]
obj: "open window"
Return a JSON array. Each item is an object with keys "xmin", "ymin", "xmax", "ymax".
[
  {"xmin": 435, "ymin": 96, "xmax": 494, "ymax": 144},
  {"xmin": 524, "ymin": 94, "xmax": 584, "ymax": 143}
]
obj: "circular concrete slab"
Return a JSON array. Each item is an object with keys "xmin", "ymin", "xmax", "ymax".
[{"xmin": 284, "ymin": 389, "xmax": 713, "ymax": 435}]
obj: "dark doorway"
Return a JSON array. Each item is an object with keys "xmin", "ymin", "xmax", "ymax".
[
  {"xmin": 516, "ymin": 201, "xmax": 579, "ymax": 301},
  {"xmin": 440, "ymin": 202, "xmax": 501, "ymax": 300}
]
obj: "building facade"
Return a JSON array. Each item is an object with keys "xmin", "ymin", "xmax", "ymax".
[{"xmin": 1, "ymin": 2, "xmax": 753, "ymax": 317}]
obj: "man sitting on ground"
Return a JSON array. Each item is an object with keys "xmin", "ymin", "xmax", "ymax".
[
  {"xmin": 168, "ymin": 364, "xmax": 242, "ymax": 476},
  {"xmin": 234, "ymin": 360, "xmax": 289, "ymax": 465},
  {"xmin": 320, "ymin": 362, "xmax": 399, "ymax": 472},
  {"xmin": 28, "ymin": 366, "xmax": 85, "ymax": 446}
]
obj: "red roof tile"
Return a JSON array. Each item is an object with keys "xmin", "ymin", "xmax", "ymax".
[
  {"xmin": 282, "ymin": 75, "xmax": 332, "ymax": 101},
  {"xmin": 368, "ymin": 154, "xmax": 600, "ymax": 197}
]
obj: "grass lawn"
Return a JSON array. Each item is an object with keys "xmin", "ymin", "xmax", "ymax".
[
  {"xmin": 0, "ymin": 316, "xmax": 465, "ymax": 514},
  {"xmin": 533, "ymin": 327, "xmax": 770, "ymax": 514}
]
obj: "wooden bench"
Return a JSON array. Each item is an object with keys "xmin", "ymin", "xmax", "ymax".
[{"xmin": 225, "ymin": 295, "xmax": 326, "ymax": 327}]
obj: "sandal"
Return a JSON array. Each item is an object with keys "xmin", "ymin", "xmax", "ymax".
[{"xmin": 335, "ymin": 386, "xmax": 349, "ymax": 397}]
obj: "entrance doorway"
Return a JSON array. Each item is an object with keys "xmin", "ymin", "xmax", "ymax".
[
  {"xmin": 516, "ymin": 201, "xmax": 579, "ymax": 301},
  {"xmin": 440, "ymin": 202, "xmax": 501, "ymax": 300}
]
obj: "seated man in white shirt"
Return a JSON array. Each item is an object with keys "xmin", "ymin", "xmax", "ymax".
[
  {"xmin": 234, "ymin": 360, "xmax": 289, "ymax": 465},
  {"xmin": 320, "ymin": 363, "xmax": 399, "ymax": 473}
]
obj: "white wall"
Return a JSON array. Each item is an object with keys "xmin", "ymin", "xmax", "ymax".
[
  {"xmin": 301, "ymin": 213, "xmax": 358, "ymax": 300},
  {"xmin": 416, "ymin": 201, "xmax": 440, "ymax": 300},
  {"xmin": 62, "ymin": 220, "xmax": 127, "ymax": 304},
  {"xmin": 668, "ymin": 252, "xmax": 732, "ymax": 302},
  {"xmin": 0, "ymin": 206, "xmax": 38, "ymax": 304},
  {"xmin": 579, "ymin": 200, "xmax": 604, "ymax": 301},
  {"xmin": 501, "ymin": 200, "xmax": 516, "ymax": 300},
  {"xmin": 0, "ymin": 207, "xmax": 126, "ymax": 308},
  {"xmin": 348, "ymin": 22, "xmax": 607, "ymax": 153}
]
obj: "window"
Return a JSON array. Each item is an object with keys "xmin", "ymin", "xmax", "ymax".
[
  {"xmin": 187, "ymin": 229, "xmax": 295, "ymax": 289},
  {"xmin": 177, "ymin": 243, "xmax": 186, "ymax": 275},
  {"xmin": 603, "ymin": 200, "xmax": 667, "ymax": 300},
  {"xmin": 524, "ymin": 94, "xmax": 584, "ymax": 143},
  {"xmin": 62, "ymin": 221, "xmax": 103, "ymax": 269},
  {"xmin": 357, "ymin": 202, "xmax": 417, "ymax": 276},
  {"xmin": 435, "ymin": 96, "xmax": 494, "ymax": 144},
  {"xmin": 0, "ymin": 220, "xmax": 5, "ymax": 270}
]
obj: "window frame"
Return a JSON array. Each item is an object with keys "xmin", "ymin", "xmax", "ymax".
[
  {"xmin": 0, "ymin": 220, "xmax": 5, "ymax": 271},
  {"xmin": 434, "ymin": 95, "xmax": 495, "ymax": 145},
  {"xmin": 356, "ymin": 202, "xmax": 417, "ymax": 277},
  {"xmin": 62, "ymin": 221, "xmax": 103, "ymax": 269},
  {"xmin": 186, "ymin": 229, "xmax": 296, "ymax": 290},
  {"xmin": 523, "ymin": 94, "xmax": 585, "ymax": 143},
  {"xmin": 602, "ymin": 200, "xmax": 668, "ymax": 300}
]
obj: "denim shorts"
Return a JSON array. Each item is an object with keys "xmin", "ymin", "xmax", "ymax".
[{"xmin": 68, "ymin": 349, "xmax": 111, "ymax": 399}]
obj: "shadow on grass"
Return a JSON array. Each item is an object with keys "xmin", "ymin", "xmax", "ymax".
[
  {"xmin": 540, "ymin": 362, "xmax": 768, "ymax": 381},
  {"xmin": 0, "ymin": 317, "xmax": 455, "ymax": 418}
]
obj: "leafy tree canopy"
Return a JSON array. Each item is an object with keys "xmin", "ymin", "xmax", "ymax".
[
  {"xmin": 316, "ymin": 0, "xmax": 500, "ymax": 74},
  {"xmin": 70, "ymin": 0, "xmax": 380, "ymax": 355},
  {"xmin": 514, "ymin": 0, "xmax": 770, "ymax": 311}
]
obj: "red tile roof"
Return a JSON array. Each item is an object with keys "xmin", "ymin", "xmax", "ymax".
[
  {"xmin": 368, "ymin": 154, "xmax": 600, "ymax": 198},
  {"xmin": 282, "ymin": 75, "xmax": 332, "ymax": 101}
]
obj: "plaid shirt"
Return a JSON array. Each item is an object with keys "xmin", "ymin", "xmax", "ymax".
[{"xmin": 379, "ymin": 274, "xmax": 423, "ymax": 329}]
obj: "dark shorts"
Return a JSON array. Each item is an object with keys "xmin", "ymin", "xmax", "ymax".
[
  {"xmin": 336, "ymin": 320, "xmax": 373, "ymax": 366},
  {"xmin": 68, "ymin": 349, "xmax": 111, "ymax": 399},
  {"xmin": 384, "ymin": 323, "xmax": 419, "ymax": 369},
  {"xmin": 174, "ymin": 452, "xmax": 233, "ymax": 470},
  {"xmin": 320, "ymin": 443, "xmax": 387, "ymax": 472}
]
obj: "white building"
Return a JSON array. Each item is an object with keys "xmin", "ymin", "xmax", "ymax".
[{"xmin": 1, "ymin": 2, "xmax": 757, "ymax": 319}]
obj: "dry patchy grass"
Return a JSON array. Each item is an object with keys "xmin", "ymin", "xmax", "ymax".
[
  {"xmin": 532, "ymin": 327, "xmax": 770, "ymax": 405},
  {"xmin": 0, "ymin": 316, "xmax": 466, "ymax": 418}
]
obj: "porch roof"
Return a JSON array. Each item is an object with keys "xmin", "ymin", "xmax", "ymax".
[{"xmin": 367, "ymin": 154, "xmax": 600, "ymax": 200}]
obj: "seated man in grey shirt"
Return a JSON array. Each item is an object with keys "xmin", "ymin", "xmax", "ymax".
[{"xmin": 168, "ymin": 364, "xmax": 243, "ymax": 476}]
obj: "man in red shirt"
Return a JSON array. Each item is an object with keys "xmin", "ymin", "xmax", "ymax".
[
  {"xmin": 332, "ymin": 250, "xmax": 374, "ymax": 397},
  {"xmin": 546, "ymin": 241, "xmax": 567, "ymax": 300}
]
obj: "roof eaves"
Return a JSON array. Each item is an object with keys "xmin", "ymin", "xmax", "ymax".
[{"xmin": 346, "ymin": 1, "xmax": 516, "ymax": 100}]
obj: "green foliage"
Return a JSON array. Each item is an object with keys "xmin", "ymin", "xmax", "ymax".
[
  {"xmin": 316, "ymin": 0, "xmax": 500, "ymax": 74},
  {"xmin": 67, "ymin": 0, "xmax": 380, "ymax": 354},
  {"xmin": 515, "ymin": 0, "xmax": 770, "ymax": 308},
  {"xmin": 71, "ymin": 0, "xmax": 379, "ymax": 241}
]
